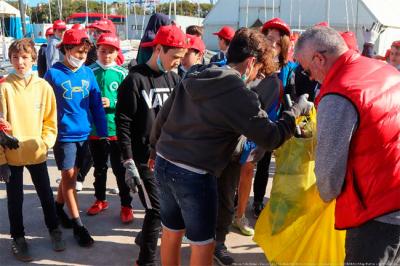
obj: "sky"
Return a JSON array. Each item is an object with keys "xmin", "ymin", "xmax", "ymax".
[{"xmin": 26, "ymin": 0, "xmax": 213, "ymax": 7}]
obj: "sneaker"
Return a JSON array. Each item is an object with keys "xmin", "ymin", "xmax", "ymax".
[
  {"xmin": 120, "ymin": 206, "xmax": 134, "ymax": 224},
  {"xmin": 87, "ymin": 200, "xmax": 109, "ymax": 216},
  {"xmin": 57, "ymin": 207, "xmax": 73, "ymax": 229},
  {"xmin": 214, "ymin": 243, "xmax": 234, "ymax": 266},
  {"xmin": 76, "ymin": 181, "xmax": 83, "ymax": 192},
  {"xmin": 252, "ymin": 201, "xmax": 265, "ymax": 218},
  {"xmin": 232, "ymin": 215, "xmax": 254, "ymax": 236},
  {"xmin": 50, "ymin": 228, "xmax": 66, "ymax": 252},
  {"xmin": 109, "ymin": 187, "xmax": 119, "ymax": 194},
  {"xmin": 73, "ymin": 226, "xmax": 94, "ymax": 247},
  {"xmin": 11, "ymin": 237, "xmax": 33, "ymax": 262},
  {"xmin": 181, "ymin": 235, "xmax": 190, "ymax": 244}
]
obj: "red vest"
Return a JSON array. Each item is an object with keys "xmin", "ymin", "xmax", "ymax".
[{"xmin": 316, "ymin": 50, "xmax": 400, "ymax": 229}]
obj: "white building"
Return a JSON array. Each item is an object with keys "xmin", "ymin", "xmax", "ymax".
[{"xmin": 203, "ymin": 0, "xmax": 400, "ymax": 54}]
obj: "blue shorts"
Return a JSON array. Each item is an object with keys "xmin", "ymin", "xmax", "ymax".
[
  {"xmin": 154, "ymin": 156, "xmax": 217, "ymax": 245},
  {"xmin": 53, "ymin": 141, "xmax": 90, "ymax": 171}
]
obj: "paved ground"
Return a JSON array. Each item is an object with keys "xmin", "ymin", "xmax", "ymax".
[{"xmin": 0, "ymin": 151, "xmax": 273, "ymax": 265}]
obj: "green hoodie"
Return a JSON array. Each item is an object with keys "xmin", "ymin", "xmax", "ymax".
[{"xmin": 90, "ymin": 62, "xmax": 128, "ymax": 137}]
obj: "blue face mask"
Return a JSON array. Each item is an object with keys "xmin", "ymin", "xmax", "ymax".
[
  {"xmin": 241, "ymin": 63, "xmax": 254, "ymax": 83},
  {"xmin": 156, "ymin": 55, "xmax": 167, "ymax": 73},
  {"xmin": 11, "ymin": 69, "xmax": 33, "ymax": 79}
]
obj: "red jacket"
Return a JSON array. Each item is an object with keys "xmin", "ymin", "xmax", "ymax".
[{"xmin": 316, "ymin": 50, "xmax": 400, "ymax": 229}]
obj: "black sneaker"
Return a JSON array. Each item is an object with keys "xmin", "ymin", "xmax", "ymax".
[
  {"xmin": 214, "ymin": 243, "xmax": 234, "ymax": 266},
  {"xmin": 56, "ymin": 208, "xmax": 73, "ymax": 229},
  {"xmin": 253, "ymin": 201, "xmax": 265, "ymax": 218},
  {"xmin": 11, "ymin": 237, "xmax": 33, "ymax": 262},
  {"xmin": 50, "ymin": 228, "xmax": 66, "ymax": 252},
  {"xmin": 73, "ymin": 226, "xmax": 94, "ymax": 247}
]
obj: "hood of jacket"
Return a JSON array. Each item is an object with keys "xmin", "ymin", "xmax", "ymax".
[{"xmin": 183, "ymin": 64, "xmax": 245, "ymax": 101}]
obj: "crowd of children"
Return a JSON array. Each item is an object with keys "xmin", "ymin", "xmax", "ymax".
[{"xmin": 0, "ymin": 12, "xmax": 399, "ymax": 266}]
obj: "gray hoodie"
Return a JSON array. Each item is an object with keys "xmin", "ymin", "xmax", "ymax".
[{"xmin": 150, "ymin": 65, "xmax": 299, "ymax": 177}]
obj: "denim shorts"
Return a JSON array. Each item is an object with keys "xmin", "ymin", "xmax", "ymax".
[
  {"xmin": 154, "ymin": 156, "xmax": 217, "ymax": 245},
  {"xmin": 53, "ymin": 140, "xmax": 90, "ymax": 171}
]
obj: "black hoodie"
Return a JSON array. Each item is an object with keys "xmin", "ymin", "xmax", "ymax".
[
  {"xmin": 116, "ymin": 63, "xmax": 180, "ymax": 164},
  {"xmin": 150, "ymin": 65, "xmax": 297, "ymax": 177},
  {"xmin": 136, "ymin": 13, "xmax": 171, "ymax": 65}
]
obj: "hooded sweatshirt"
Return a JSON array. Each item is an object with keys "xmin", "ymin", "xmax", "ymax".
[
  {"xmin": 0, "ymin": 74, "xmax": 57, "ymax": 166},
  {"xmin": 115, "ymin": 63, "xmax": 180, "ymax": 164},
  {"xmin": 150, "ymin": 65, "xmax": 297, "ymax": 177},
  {"xmin": 45, "ymin": 62, "xmax": 108, "ymax": 142},
  {"xmin": 90, "ymin": 62, "xmax": 128, "ymax": 137},
  {"xmin": 136, "ymin": 13, "xmax": 171, "ymax": 65}
]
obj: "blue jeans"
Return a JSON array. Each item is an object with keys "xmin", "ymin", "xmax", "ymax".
[{"xmin": 154, "ymin": 156, "xmax": 217, "ymax": 245}]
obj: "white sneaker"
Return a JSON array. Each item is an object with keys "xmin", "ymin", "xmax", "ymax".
[
  {"xmin": 109, "ymin": 187, "xmax": 119, "ymax": 194},
  {"xmin": 232, "ymin": 215, "xmax": 254, "ymax": 236},
  {"xmin": 76, "ymin": 181, "xmax": 83, "ymax": 192}
]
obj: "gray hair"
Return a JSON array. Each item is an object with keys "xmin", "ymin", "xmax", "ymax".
[{"xmin": 295, "ymin": 26, "xmax": 348, "ymax": 56}]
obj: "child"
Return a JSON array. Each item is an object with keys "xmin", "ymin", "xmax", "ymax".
[
  {"xmin": 87, "ymin": 33, "xmax": 133, "ymax": 223},
  {"xmin": 179, "ymin": 34, "xmax": 205, "ymax": 78},
  {"xmin": 210, "ymin": 25, "xmax": 235, "ymax": 66},
  {"xmin": 44, "ymin": 29, "xmax": 108, "ymax": 247},
  {"xmin": 0, "ymin": 38, "xmax": 65, "ymax": 262},
  {"xmin": 115, "ymin": 24, "xmax": 186, "ymax": 266},
  {"xmin": 45, "ymin": 20, "xmax": 66, "ymax": 70}
]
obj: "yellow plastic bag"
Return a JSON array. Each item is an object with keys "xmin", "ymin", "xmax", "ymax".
[{"xmin": 254, "ymin": 108, "xmax": 346, "ymax": 265}]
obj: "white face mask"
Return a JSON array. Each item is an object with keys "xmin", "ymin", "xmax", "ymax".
[
  {"xmin": 67, "ymin": 54, "xmax": 85, "ymax": 69},
  {"xmin": 96, "ymin": 60, "xmax": 116, "ymax": 70}
]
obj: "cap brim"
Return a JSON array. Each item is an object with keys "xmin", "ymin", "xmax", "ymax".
[
  {"xmin": 97, "ymin": 42, "xmax": 120, "ymax": 50},
  {"xmin": 212, "ymin": 32, "xmax": 220, "ymax": 36},
  {"xmin": 140, "ymin": 41, "xmax": 155, "ymax": 48}
]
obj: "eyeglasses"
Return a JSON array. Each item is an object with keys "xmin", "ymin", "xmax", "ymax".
[{"xmin": 301, "ymin": 50, "xmax": 327, "ymax": 78}]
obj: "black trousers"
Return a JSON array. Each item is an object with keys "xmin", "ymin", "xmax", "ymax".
[
  {"xmin": 89, "ymin": 139, "xmax": 132, "ymax": 207},
  {"xmin": 345, "ymin": 219, "xmax": 400, "ymax": 265},
  {"xmin": 136, "ymin": 164, "xmax": 161, "ymax": 266},
  {"xmin": 76, "ymin": 143, "xmax": 93, "ymax": 182},
  {"xmin": 253, "ymin": 152, "xmax": 272, "ymax": 204},
  {"xmin": 216, "ymin": 161, "xmax": 241, "ymax": 243},
  {"xmin": 6, "ymin": 162, "xmax": 58, "ymax": 238}
]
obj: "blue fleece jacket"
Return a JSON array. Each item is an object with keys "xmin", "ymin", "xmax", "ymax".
[{"xmin": 44, "ymin": 62, "xmax": 108, "ymax": 142}]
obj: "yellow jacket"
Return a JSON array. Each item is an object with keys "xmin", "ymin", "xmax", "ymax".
[{"xmin": 0, "ymin": 74, "xmax": 57, "ymax": 166}]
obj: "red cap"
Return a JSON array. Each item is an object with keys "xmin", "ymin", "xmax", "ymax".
[
  {"xmin": 262, "ymin": 18, "xmax": 291, "ymax": 36},
  {"xmin": 53, "ymin": 19, "xmax": 67, "ymax": 30},
  {"xmin": 96, "ymin": 33, "xmax": 120, "ymax": 50},
  {"xmin": 57, "ymin": 29, "xmax": 90, "ymax": 48},
  {"xmin": 392, "ymin": 41, "xmax": 400, "ymax": 48},
  {"xmin": 213, "ymin": 26, "xmax": 235, "ymax": 41},
  {"xmin": 45, "ymin": 27, "xmax": 54, "ymax": 37},
  {"xmin": 90, "ymin": 18, "xmax": 116, "ymax": 33},
  {"xmin": 340, "ymin": 31, "xmax": 359, "ymax": 52},
  {"xmin": 315, "ymin": 21, "xmax": 330, "ymax": 27},
  {"xmin": 186, "ymin": 34, "xmax": 205, "ymax": 53},
  {"xmin": 71, "ymin": 24, "xmax": 85, "ymax": 31},
  {"xmin": 140, "ymin": 25, "xmax": 187, "ymax": 48}
]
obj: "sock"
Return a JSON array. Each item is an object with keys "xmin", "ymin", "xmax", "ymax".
[{"xmin": 72, "ymin": 217, "xmax": 83, "ymax": 228}]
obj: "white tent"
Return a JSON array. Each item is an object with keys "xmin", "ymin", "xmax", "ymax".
[
  {"xmin": 203, "ymin": 0, "xmax": 400, "ymax": 55},
  {"xmin": 0, "ymin": 0, "xmax": 20, "ymax": 16}
]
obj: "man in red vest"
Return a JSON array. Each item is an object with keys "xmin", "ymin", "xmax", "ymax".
[{"xmin": 294, "ymin": 26, "xmax": 400, "ymax": 264}]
